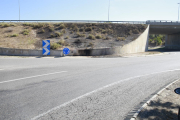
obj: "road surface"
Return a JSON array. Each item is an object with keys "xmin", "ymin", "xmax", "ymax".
[{"xmin": 0, "ymin": 52, "xmax": 180, "ymax": 120}]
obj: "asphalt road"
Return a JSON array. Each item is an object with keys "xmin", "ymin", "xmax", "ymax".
[{"xmin": 0, "ymin": 52, "xmax": 180, "ymax": 120}]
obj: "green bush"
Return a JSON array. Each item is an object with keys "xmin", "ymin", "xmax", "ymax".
[
  {"xmin": 55, "ymin": 32, "xmax": 63, "ymax": 37},
  {"xmin": 101, "ymin": 29, "xmax": 106, "ymax": 34},
  {"xmin": 11, "ymin": 34, "xmax": 18, "ymax": 37},
  {"xmin": 79, "ymin": 28, "xmax": 84, "ymax": 32},
  {"xmin": 77, "ymin": 33, "xmax": 85, "ymax": 37},
  {"xmin": 39, "ymin": 29, "xmax": 45, "ymax": 33},
  {"xmin": 89, "ymin": 42, "xmax": 94, "ymax": 48},
  {"xmin": 85, "ymin": 27, "xmax": 92, "ymax": 32},
  {"xmin": 22, "ymin": 29, "xmax": 30, "ymax": 35},
  {"xmin": 50, "ymin": 34, "xmax": 55, "ymax": 38},
  {"xmin": 74, "ymin": 26, "xmax": 79, "ymax": 32},
  {"xmin": 59, "ymin": 24, "xmax": 66, "ymax": 29},
  {"xmin": 117, "ymin": 37, "xmax": 125, "ymax": 41},
  {"xmin": 2, "ymin": 23, "xmax": 10, "ymax": 27},
  {"xmin": 50, "ymin": 43, "xmax": 62, "ymax": 50},
  {"xmin": 96, "ymin": 35, "xmax": 102, "ymax": 39},
  {"xmin": 88, "ymin": 34, "xmax": 95, "ymax": 40},
  {"xmin": 49, "ymin": 27, "xmax": 54, "ymax": 32},
  {"xmin": 155, "ymin": 37, "xmax": 162, "ymax": 45},
  {"xmin": 132, "ymin": 29, "xmax": 139, "ymax": 34},
  {"xmin": 65, "ymin": 36, "xmax": 69, "ymax": 39},
  {"xmin": 58, "ymin": 39, "xmax": 65, "ymax": 45},
  {"xmin": 32, "ymin": 23, "xmax": 44, "ymax": 29},
  {"xmin": 23, "ymin": 23, "xmax": 32, "ymax": 26},
  {"xmin": 61, "ymin": 29, "xmax": 66, "ymax": 33}
]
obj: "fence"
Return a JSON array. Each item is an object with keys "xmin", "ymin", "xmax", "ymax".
[{"xmin": 0, "ymin": 20, "xmax": 146, "ymax": 24}]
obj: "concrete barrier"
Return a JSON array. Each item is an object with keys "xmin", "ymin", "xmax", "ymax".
[{"xmin": 0, "ymin": 25, "xmax": 149, "ymax": 56}]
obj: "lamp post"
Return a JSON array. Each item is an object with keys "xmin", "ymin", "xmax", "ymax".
[
  {"xmin": 178, "ymin": 3, "xmax": 180, "ymax": 21},
  {"xmin": 108, "ymin": 0, "xmax": 110, "ymax": 21},
  {"xmin": 18, "ymin": 0, "xmax": 20, "ymax": 21}
]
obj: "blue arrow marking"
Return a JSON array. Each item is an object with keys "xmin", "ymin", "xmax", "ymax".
[
  {"xmin": 63, "ymin": 48, "xmax": 70, "ymax": 55},
  {"xmin": 43, "ymin": 48, "xmax": 50, "ymax": 55},
  {"xmin": 42, "ymin": 40, "xmax": 50, "ymax": 48}
]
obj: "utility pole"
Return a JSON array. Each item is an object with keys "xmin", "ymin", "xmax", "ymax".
[
  {"xmin": 18, "ymin": 0, "xmax": 20, "ymax": 21},
  {"xmin": 108, "ymin": 0, "xmax": 110, "ymax": 21},
  {"xmin": 178, "ymin": 3, "xmax": 180, "ymax": 21}
]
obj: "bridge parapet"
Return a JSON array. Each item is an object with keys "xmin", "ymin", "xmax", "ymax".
[{"xmin": 147, "ymin": 20, "xmax": 180, "ymax": 25}]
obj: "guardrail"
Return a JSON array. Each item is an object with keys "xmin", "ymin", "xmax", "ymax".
[
  {"xmin": 146, "ymin": 20, "xmax": 180, "ymax": 25},
  {"xmin": 1, "ymin": 20, "xmax": 180, "ymax": 25},
  {"xmin": 0, "ymin": 20, "xmax": 146, "ymax": 24}
]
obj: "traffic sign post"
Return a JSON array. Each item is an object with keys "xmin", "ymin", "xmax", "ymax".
[
  {"xmin": 63, "ymin": 48, "xmax": 70, "ymax": 55},
  {"xmin": 42, "ymin": 40, "xmax": 50, "ymax": 56}
]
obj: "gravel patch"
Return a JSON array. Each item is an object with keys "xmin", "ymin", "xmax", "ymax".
[{"xmin": 136, "ymin": 80, "xmax": 180, "ymax": 120}]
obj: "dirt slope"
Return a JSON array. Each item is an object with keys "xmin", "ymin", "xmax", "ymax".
[{"xmin": 0, "ymin": 23, "xmax": 147, "ymax": 50}]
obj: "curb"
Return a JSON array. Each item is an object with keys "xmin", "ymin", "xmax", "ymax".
[
  {"xmin": 130, "ymin": 79, "xmax": 180, "ymax": 120},
  {"xmin": 123, "ymin": 52, "xmax": 168, "ymax": 58}
]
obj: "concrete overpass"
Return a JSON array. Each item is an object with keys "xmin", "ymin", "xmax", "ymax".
[{"xmin": 147, "ymin": 20, "xmax": 180, "ymax": 49}]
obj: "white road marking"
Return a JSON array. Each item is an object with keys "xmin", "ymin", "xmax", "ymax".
[
  {"xmin": 0, "ymin": 71, "xmax": 67, "ymax": 84},
  {"xmin": 31, "ymin": 68, "xmax": 180, "ymax": 120}
]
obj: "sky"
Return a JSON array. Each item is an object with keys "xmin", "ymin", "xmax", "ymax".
[{"xmin": 0, "ymin": 0, "xmax": 180, "ymax": 21}]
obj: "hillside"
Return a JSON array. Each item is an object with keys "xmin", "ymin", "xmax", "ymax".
[{"xmin": 0, "ymin": 23, "xmax": 147, "ymax": 50}]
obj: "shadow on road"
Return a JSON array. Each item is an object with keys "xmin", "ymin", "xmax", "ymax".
[{"xmin": 148, "ymin": 47, "xmax": 180, "ymax": 52}]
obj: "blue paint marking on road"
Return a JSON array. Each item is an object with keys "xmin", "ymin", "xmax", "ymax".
[
  {"xmin": 43, "ymin": 48, "xmax": 50, "ymax": 55},
  {"xmin": 42, "ymin": 40, "xmax": 50, "ymax": 48},
  {"xmin": 63, "ymin": 48, "xmax": 70, "ymax": 55}
]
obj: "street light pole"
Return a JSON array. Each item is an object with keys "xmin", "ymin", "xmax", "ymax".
[
  {"xmin": 18, "ymin": 0, "xmax": 20, "ymax": 21},
  {"xmin": 178, "ymin": 3, "xmax": 180, "ymax": 21},
  {"xmin": 108, "ymin": 0, "xmax": 110, "ymax": 21}
]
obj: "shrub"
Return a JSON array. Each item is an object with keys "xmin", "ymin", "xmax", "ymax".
[
  {"xmin": 65, "ymin": 36, "xmax": 69, "ymax": 39},
  {"xmin": 132, "ymin": 29, "xmax": 139, "ymax": 34},
  {"xmin": 88, "ymin": 34, "xmax": 95, "ymax": 40},
  {"xmin": 101, "ymin": 29, "xmax": 106, "ymax": 34},
  {"xmin": 32, "ymin": 23, "xmax": 44, "ymax": 29},
  {"xmin": 96, "ymin": 35, "xmax": 102, "ymax": 39},
  {"xmin": 2, "ymin": 23, "xmax": 10, "ymax": 27},
  {"xmin": 55, "ymin": 32, "xmax": 63, "ymax": 37},
  {"xmin": 22, "ymin": 29, "xmax": 30, "ymax": 35},
  {"xmin": 89, "ymin": 42, "xmax": 94, "ymax": 48},
  {"xmin": 39, "ymin": 29, "xmax": 45, "ymax": 33},
  {"xmin": 23, "ymin": 23, "xmax": 32, "ymax": 26},
  {"xmin": 106, "ymin": 36, "xmax": 110, "ymax": 40},
  {"xmin": 49, "ymin": 27, "xmax": 54, "ymax": 32},
  {"xmin": 85, "ymin": 27, "xmax": 92, "ymax": 32},
  {"xmin": 74, "ymin": 39, "xmax": 82, "ymax": 44},
  {"xmin": 50, "ymin": 43, "xmax": 62, "ymax": 50},
  {"xmin": 128, "ymin": 30, "xmax": 133, "ymax": 35},
  {"xmin": 155, "ymin": 37, "xmax": 162, "ymax": 45},
  {"xmin": 50, "ymin": 34, "xmax": 55, "ymax": 38},
  {"xmin": 74, "ymin": 26, "xmax": 79, "ymax": 32},
  {"xmin": 117, "ymin": 37, "xmax": 125, "ymax": 41},
  {"xmin": 79, "ymin": 28, "xmax": 84, "ymax": 32},
  {"xmin": 11, "ymin": 34, "xmax": 18, "ymax": 37},
  {"xmin": 59, "ymin": 24, "xmax": 66, "ymax": 29},
  {"xmin": 77, "ymin": 33, "xmax": 85, "ymax": 37},
  {"xmin": 58, "ymin": 39, "xmax": 65, "ymax": 45},
  {"xmin": 61, "ymin": 29, "xmax": 66, "ymax": 33}
]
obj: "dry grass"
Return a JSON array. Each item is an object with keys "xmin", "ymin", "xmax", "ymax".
[{"xmin": 0, "ymin": 22, "xmax": 147, "ymax": 49}]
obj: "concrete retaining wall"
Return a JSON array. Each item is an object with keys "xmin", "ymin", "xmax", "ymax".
[
  {"xmin": 0, "ymin": 25, "xmax": 149, "ymax": 56},
  {"xmin": 119, "ymin": 25, "xmax": 149, "ymax": 54},
  {"xmin": 165, "ymin": 34, "xmax": 180, "ymax": 49}
]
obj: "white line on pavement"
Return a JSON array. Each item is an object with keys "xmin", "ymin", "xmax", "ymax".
[
  {"xmin": 31, "ymin": 68, "xmax": 180, "ymax": 120},
  {"xmin": 0, "ymin": 71, "xmax": 67, "ymax": 84}
]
